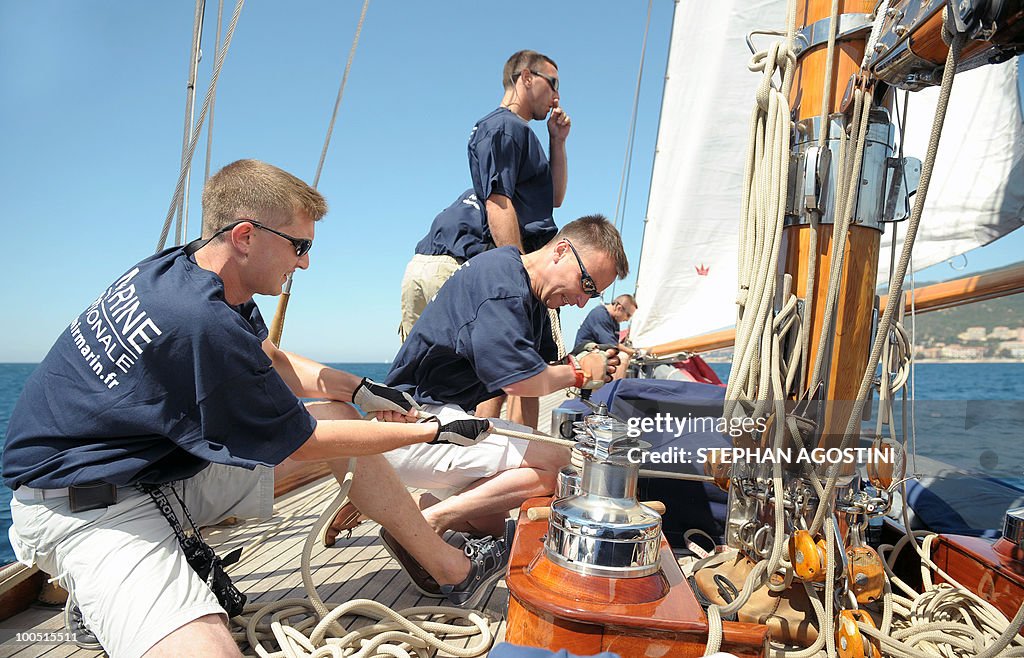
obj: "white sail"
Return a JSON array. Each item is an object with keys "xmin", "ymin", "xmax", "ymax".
[
  {"xmin": 630, "ymin": 0, "xmax": 786, "ymax": 347},
  {"xmin": 879, "ymin": 57, "xmax": 1024, "ymax": 282},
  {"xmin": 633, "ymin": 4, "xmax": 1024, "ymax": 346}
]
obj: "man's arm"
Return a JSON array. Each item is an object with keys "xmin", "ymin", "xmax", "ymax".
[
  {"xmin": 501, "ymin": 364, "xmax": 576, "ymax": 397},
  {"xmin": 293, "ymin": 419, "xmax": 436, "ymax": 460},
  {"xmin": 262, "ymin": 338, "xmax": 361, "ymax": 401},
  {"xmin": 549, "ymin": 136, "xmax": 567, "ymax": 208},
  {"xmin": 502, "ymin": 349, "xmax": 619, "ymax": 397},
  {"xmin": 548, "ymin": 99, "xmax": 569, "ymax": 207},
  {"xmin": 486, "ymin": 193, "xmax": 525, "ymax": 253},
  {"xmin": 292, "ymin": 416, "xmax": 490, "ymax": 461}
]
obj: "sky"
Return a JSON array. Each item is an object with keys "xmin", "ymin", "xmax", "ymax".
[{"xmin": 1, "ymin": 1, "xmax": 1022, "ymax": 363}]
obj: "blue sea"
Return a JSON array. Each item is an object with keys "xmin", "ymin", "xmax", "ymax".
[{"xmin": 0, "ymin": 361, "xmax": 1022, "ymax": 564}]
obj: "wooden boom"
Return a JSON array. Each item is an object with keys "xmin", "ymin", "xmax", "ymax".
[{"xmin": 648, "ymin": 262, "xmax": 1024, "ymax": 356}]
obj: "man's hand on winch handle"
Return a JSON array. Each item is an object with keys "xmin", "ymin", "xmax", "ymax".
[
  {"xmin": 427, "ymin": 418, "xmax": 492, "ymax": 446},
  {"xmin": 571, "ymin": 343, "xmax": 620, "ymax": 390},
  {"xmin": 353, "ymin": 378, "xmax": 420, "ymax": 414}
]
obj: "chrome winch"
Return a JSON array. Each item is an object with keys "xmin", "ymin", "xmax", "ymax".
[{"xmin": 545, "ymin": 411, "xmax": 663, "ymax": 578}]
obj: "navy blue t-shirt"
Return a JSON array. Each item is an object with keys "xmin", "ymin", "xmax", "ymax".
[
  {"xmin": 414, "ymin": 190, "xmax": 489, "ymax": 261},
  {"xmin": 2, "ymin": 248, "xmax": 316, "ymax": 490},
  {"xmin": 386, "ymin": 247, "xmax": 558, "ymax": 411},
  {"xmin": 574, "ymin": 305, "xmax": 619, "ymax": 353},
  {"xmin": 470, "ymin": 107, "xmax": 557, "ymax": 253},
  {"xmin": 414, "ymin": 107, "xmax": 556, "ymax": 259}
]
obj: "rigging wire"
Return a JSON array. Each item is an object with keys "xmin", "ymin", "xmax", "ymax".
[
  {"xmin": 269, "ymin": 0, "xmax": 371, "ymax": 347},
  {"xmin": 176, "ymin": 0, "xmax": 206, "ymax": 247},
  {"xmin": 313, "ymin": 0, "xmax": 371, "ymax": 189},
  {"xmin": 155, "ymin": 0, "xmax": 246, "ymax": 253},
  {"xmin": 609, "ymin": 0, "xmax": 653, "ymax": 299},
  {"xmin": 203, "ymin": 0, "xmax": 225, "ymax": 184}
]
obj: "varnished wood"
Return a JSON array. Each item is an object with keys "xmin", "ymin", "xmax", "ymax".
[
  {"xmin": 273, "ymin": 461, "xmax": 332, "ymax": 497},
  {"xmin": 505, "ymin": 498, "xmax": 769, "ymax": 657},
  {"xmin": 0, "ymin": 569, "xmax": 45, "ymax": 624},
  {"xmin": 647, "ymin": 263, "xmax": 1024, "ymax": 355},
  {"xmin": 932, "ymin": 534, "xmax": 1024, "ymax": 626},
  {"xmin": 880, "ymin": 262, "xmax": 1024, "ymax": 314},
  {"xmin": 905, "ymin": 5, "xmax": 1024, "ymax": 70}
]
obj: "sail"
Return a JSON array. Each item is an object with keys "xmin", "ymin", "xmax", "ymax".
[
  {"xmin": 630, "ymin": 1, "xmax": 786, "ymax": 347},
  {"xmin": 633, "ymin": 3, "xmax": 1024, "ymax": 346},
  {"xmin": 878, "ymin": 57, "xmax": 1024, "ymax": 283}
]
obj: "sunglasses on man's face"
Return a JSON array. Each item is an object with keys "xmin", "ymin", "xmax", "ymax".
[
  {"xmin": 513, "ymin": 68, "xmax": 559, "ymax": 93},
  {"xmin": 214, "ymin": 219, "xmax": 313, "ymax": 257},
  {"xmin": 564, "ymin": 239, "xmax": 600, "ymax": 298},
  {"xmin": 529, "ymin": 69, "xmax": 559, "ymax": 92}
]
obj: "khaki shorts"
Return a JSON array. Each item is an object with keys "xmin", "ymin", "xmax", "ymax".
[
  {"xmin": 9, "ymin": 463, "xmax": 273, "ymax": 658},
  {"xmin": 384, "ymin": 403, "xmax": 531, "ymax": 495},
  {"xmin": 398, "ymin": 254, "xmax": 462, "ymax": 341}
]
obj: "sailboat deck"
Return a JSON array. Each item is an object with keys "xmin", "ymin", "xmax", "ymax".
[{"xmin": 0, "ymin": 477, "xmax": 510, "ymax": 658}]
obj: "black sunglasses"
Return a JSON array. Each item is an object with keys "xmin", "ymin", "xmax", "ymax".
[
  {"xmin": 214, "ymin": 219, "xmax": 312, "ymax": 257},
  {"xmin": 529, "ymin": 69, "xmax": 559, "ymax": 92},
  {"xmin": 514, "ymin": 68, "xmax": 559, "ymax": 93},
  {"xmin": 564, "ymin": 239, "xmax": 600, "ymax": 298}
]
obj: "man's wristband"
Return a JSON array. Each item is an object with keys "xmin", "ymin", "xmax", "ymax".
[{"xmin": 565, "ymin": 354, "xmax": 586, "ymax": 389}]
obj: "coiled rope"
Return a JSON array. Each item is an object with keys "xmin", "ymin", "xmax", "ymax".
[{"xmin": 228, "ymin": 459, "xmax": 495, "ymax": 657}]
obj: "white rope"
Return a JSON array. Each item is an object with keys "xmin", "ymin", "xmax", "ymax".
[{"xmin": 548, "ymin": 309, "xmax": 567, "ymax": 361}]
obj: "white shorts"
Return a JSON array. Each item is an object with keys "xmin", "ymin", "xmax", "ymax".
[
  {"xmin": 384, "ymin": 403, "xmax": 531, "ymax": 495},
  {"xmin": 9, "ymin": 463, "xmax": 273, "ymax": 658}
]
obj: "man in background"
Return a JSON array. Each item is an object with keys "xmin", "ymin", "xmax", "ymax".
[{"xmin": 574, "ymin": 294, "xmax": 638, "ymax": 379}]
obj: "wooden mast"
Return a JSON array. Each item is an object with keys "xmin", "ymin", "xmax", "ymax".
[{"xmin": 785, "ymin": 0, "xmax": 879, "ymax": 442}]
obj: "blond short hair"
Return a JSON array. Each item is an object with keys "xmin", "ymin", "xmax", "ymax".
[{"xmin": 201, "ymin": 159, "xmax": 328, "ymax": 237}]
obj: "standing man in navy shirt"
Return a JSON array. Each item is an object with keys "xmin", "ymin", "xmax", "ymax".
[
  {"xmin": 402, "ymin": 49, "xmax": 571, "ymax": 425},
  {"xmin": 3, "ymin": 160, "xmax": 507, "ymax": 658},
  {"xmin": 385, "ymin": 215, "xmax": 627, "ymax": 540}
]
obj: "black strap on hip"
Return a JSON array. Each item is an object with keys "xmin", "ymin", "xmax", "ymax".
[{"xmin": 137, "ymin": 484, "xmax": 247, "ymax": 617}]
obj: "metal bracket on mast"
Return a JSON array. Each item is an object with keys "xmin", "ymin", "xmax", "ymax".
[
  {"xmin": 785, "ymin": 109, "xmax": 921, "ymax": 230},
  {"xmin": 792, "ymin": 13, "xmax": 873, "ymax": 57}
]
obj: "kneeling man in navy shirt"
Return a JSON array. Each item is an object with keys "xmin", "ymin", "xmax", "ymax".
[{"xmin": 384, "ymin": 215, "xmax": 628, "ymax": 539}]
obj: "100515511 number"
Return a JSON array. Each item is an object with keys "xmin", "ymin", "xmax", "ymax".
[{"xmin": 13, "ymin": 631, "xmax": 79, "ymax": 644}]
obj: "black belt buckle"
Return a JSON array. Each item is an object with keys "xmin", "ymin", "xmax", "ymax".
[{"xmin": 68, "ymin": 483, "xmax": 118, "ymax": 513}]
